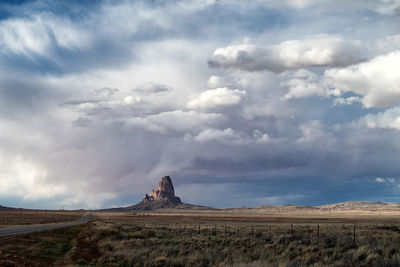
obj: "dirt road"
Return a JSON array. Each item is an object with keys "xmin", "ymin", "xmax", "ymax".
[{"xmin": 0, "ymin": 213, "xmax": 90, "ymax": 237}]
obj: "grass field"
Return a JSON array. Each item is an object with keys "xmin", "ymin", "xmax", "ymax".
[{"xmin": 2, "ymin": 210, "xmax": 400, "ymax": 266}]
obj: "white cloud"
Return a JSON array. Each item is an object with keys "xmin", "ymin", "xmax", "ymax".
[
  {"xmin": 253, "ymin": 129, "xmax": 270, "ymax": 144},
  {"xmin": 376, "ymin": 177, "xmax": 385, "ymax": 183},
  {"xmin": 0, "ymin": 16, "xmax": 52, "ymax": 56},
  {"xmin": 124, "ymin": 110, "xmax": 224, "ymax": 135},
  {"xmin": 208, "ymin": 36, "xmax": 363, "ymax": 73},
  {"xmin": 358, "ymin": 107, "xmax": 400, "ymax": 131},
  {"xmin": 283, "ymin": 69, "xmax": 340, "ymax": 99},
  {"xmin": 123, "ymin": 95, "xmax": 141, "ymax": 105},
  {"xmin": 325, "ymin": 52, "xmax": 400, "ymax": 108},
  {"xmin": 187, "ymin": 87, "xmax": 246, "ymax": 109},
  {"xmin": 191, "ymin": 128, "xmax": 270, "ymax": 145},
  {"xmin": 333, "ymin": 96, "xmax": 360, "ymax": 106},
  {"xmin": 194, "ymin": 128, "xmax": 244, "ymax": 143},
  {"xmin": 0, "ymin": 14, "xmax": 91, "ymax": 58},
  {"xmin": 283, "ymin": 0, "xmax": 400, "ymax": 15},
  {"xmin": 0, "ymin": 157, "xmax": 67, "ymax": 200},
  {"xmin": 207, "ymin": 75, "xmax": 229, "ymax": 88}
]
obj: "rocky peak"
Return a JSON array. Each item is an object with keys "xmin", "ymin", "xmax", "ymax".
[
  {"xmin": 142, "ymin": 176, "xmax": 181, "ymax": 206},
  {"xmin": 152, "ymin": 176, "xmax": 176, "ymax": 200}
]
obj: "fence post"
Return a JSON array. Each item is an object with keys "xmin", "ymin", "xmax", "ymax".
[
  {"xmin": 353, "ymin": 224, "xmax": 356, "ymax": 245},
  {"xmin": 198, "ymin": 224, "xmax": 200, "ymax": 234},
  {"xmin": 291, "ymin": 224, "xmax": 294, "ymax": 234},
  {"xmin": 317, "ymin": 224, "xmax": 320, "ymax": 244}
]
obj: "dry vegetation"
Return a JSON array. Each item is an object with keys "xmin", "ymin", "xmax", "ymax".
[
  {"xmin": 2, "ymin": 211, "xmax": 400, "ymax": 266},
  {"xmin": 0, "ymin": 222, "xmax": 101, "ymax": 266},
  {"xmin": 0, "ymin": 210, "xmax": 84, "ymax": 227},
  {"xmin": 89, "ymin": 214, "xmax": 400, "ymax": 266}
]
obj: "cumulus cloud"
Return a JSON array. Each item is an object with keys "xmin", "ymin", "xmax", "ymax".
[
  {"xmin": 193, "ymin": 128, "xmax": 244, "ymax": 144},
  {"xmin": 282, "ymin": 69, "xmax": 340, "ymax": 99},
  {"xmin": 124, "ymin": 110, "xmax": 224, "ymax": 135},
  {"xmin": 190, "ymin": 128, "xmax": 270, "ymax": 145},
  {"xmin": 325, "ymin": 51, "xmax": 400, "ymax": 108},
  {"xmin": 207, "ymin": 75, "xmax": 230, "ymax": 88},
  {"xmin": 208, "ymin": 36, "xmax": 364, "ymax": 73},
  {"xmin": 187, "ymin": 87, "xmax": 246, "ymax": 109},
  {"xmin": 358, "ymin": 107, "xmax": 400, "ymax": 131},
  {"xmin": 333, "ymin": 96, "xmax": 361, "ymax": 106}
]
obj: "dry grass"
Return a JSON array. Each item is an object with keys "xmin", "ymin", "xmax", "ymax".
[
  {"xmin": 90, "ymin": 214, "xmax": 400, "ymax": 266},
  {"xmin": 2, "ymin": 211, "xmax": 400, "ymax": 266},
  {"xmin": 0, "ymin": 223, "xmax": 91, "ymax": 266},
  {"xmin": 0, "ymin": 210, "xmax": 84, "ymax": 226}
]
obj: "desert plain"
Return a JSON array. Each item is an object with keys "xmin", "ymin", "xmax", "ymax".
[{"xmin": 2, "ymin": 202, "xmax": 400, "ymax": 266}]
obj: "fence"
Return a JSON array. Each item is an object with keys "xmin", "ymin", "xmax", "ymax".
[{"xmin": 131, "ymin": 221, "xmax": 397, "ymax": 247}]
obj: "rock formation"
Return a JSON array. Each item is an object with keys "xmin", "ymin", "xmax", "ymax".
[
  {"xmin": 100, "ymin": 176, "xmax": 213, "ymax": 211},
  {"xmin": 126, "ymin": 176, "xmax": 182, "ymax": 210},
  {"xmin": 142, "ymin": 176, "xmax": 181, "ymax": 204}
]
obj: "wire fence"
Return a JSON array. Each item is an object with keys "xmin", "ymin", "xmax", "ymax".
[{"xmin": 118, "ymin": 220, "xmax": 400, "ymax": 247}]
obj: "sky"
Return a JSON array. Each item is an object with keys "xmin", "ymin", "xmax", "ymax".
[{"xmin": 1, "ymin": 0, "xmax": 400, "ymax": 209}]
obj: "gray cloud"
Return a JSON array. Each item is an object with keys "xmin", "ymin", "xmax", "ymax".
[
  {"xmin": 208, "ymin": 36, "xmax": 365, "ymax": 73},
  {"xmin": 134, "ymin": 82, "xmax": 172, "ymax": 95}
]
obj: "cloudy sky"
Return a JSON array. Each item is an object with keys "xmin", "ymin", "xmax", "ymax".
[{"xmin": 1, "ymin": 0, "xmax": 400, "ymax": 209}]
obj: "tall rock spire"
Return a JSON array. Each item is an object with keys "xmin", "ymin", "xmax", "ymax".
[
  {"xmin": 142, "ymin": 176, "xmax": 181, "ymax": 207},
  {"xmin": 152, "ymin": 176, "xmax": 176, "ymax": 200}
]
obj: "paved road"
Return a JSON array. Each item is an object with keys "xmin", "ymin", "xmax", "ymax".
[{"xmin": 0, "ymin": 213, "xmax": 91, "ymax": 238}]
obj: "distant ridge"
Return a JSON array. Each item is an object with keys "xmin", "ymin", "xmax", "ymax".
[
  {"xmin": 319, "ymin": 201, "xmax": 400, "ymax": 210},
  {"xmin": 219, "ymin": 201, "xmax": 400, "ymax": 213},
  {"xmin": 0, "ymin": 204, "xmax": 15, "ymax": 211},
  {"xmin": 3, "ymin": 199, "xmax": 400, "ymax": 212}
]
